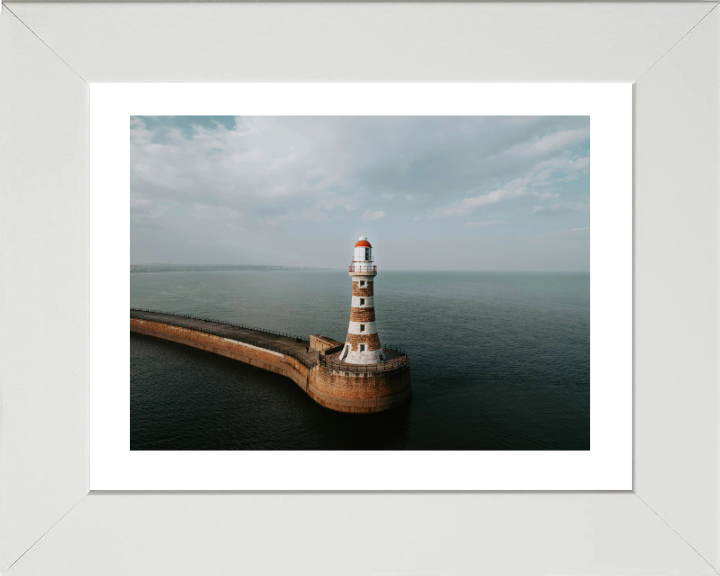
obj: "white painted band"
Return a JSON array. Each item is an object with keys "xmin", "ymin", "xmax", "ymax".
[
  {"xmin": 350, "ymin": 274, "xmax": 377, "ymax": 281},
  {"xmin": 351, "ymin": 296, "xmax": 374, "ymax": 307},
  {"xmin": 138, "ymin": 320, "xmax": 287, "ymax": 359},
  {"xmin": 223, "ymin": 338, "xmax": 285, "ymax": 358},
  {"xmin": 343, "ymin": 347, "xmax": 386, "ymax": 365},
  {"xmin": 347, "ymin": 321, "xmax": 378, "ymax": 335}
]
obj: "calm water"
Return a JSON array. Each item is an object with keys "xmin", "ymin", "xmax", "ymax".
[{"xmin": 131, "ymin": 270, "xmax": 589, "ymax": 450}]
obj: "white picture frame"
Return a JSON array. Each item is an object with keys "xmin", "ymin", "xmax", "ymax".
[{"xmin": 1, "ymin": 2, "xmax": 719, "ymax": 574}]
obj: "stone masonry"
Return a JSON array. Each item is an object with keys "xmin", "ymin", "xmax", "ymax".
[{"xmin": 131, "ymin": 309, "xmax": 411, "ymax": 414}]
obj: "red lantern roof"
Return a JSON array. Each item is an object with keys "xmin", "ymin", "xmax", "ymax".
[{"xmin": 355, "ymin": 240, "xmax": 372, "ymax": 248}]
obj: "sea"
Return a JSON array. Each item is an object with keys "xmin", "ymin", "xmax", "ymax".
[{"xmin": 131, "ymin": 270, "xmax": 589, "ymax": 450}]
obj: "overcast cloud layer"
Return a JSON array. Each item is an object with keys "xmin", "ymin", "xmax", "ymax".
[{"xmin": 131, "ymin": 116, "xmax": 590, "ymax": 271}]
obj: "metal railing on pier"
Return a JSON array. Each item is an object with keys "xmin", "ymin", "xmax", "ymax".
[{"xmin": 131, "ymin": 308, "xmax": 309, "ymax": 343}]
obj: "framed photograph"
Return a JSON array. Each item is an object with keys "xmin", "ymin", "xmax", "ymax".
[
  {"xmin": 90, "ymin": 82, "xmax": 630, "ymax": 491},
  {"xmin": 2, "ymin": 2, "xmax": 719, "ymax": 574}
]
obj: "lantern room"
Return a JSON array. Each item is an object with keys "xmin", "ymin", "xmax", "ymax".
[{"xmin": 353, "ymin": 236, "xmax": 373, "ymax": 262}]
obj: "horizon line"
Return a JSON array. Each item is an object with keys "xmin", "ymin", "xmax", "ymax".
[{"xmin": 130, "ymin": 264, "xmax": 589, "ymax": 273}]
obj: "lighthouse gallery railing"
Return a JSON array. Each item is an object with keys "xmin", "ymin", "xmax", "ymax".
[
  {"xmin": 320, "ymin": 356, "xmax": 408, "ymax": 373},
  {"xmin": 348, "ymin": 265, "xmax": 377, "ymax": 273}
]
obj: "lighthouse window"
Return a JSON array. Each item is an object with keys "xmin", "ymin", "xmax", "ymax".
[
  {"xmin": 365, "ymin": 248, "xmax": 370, "ymax": 259},
  {"xmin": 359, "ymin": 280, "xmax": 365, "ymax": 286},
  {"xmin": 360, "ymin": 298, "xmax": 365, "ymax": 305},
  {"xmin": 360, "ymin": 324, "xmax": 365, "ymax": 332},
  {"xmin": 360, "ymin": 344, "xmax": 365, "ymax": 352}
]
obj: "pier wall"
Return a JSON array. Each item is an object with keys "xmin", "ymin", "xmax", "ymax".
[
  {"xmin": 131, "ymin": 318, "xmax": 310, "ymax": 390},
  {"xmin": 307, "ymin": 364, "xmax": 411, "ymax": 414},
  {"xmin": 309, "ymin": 334, "xmax": 342, "ymax": 352},
  {"xmin": 131, "ymin": 316, "xmax": 411, "ymax": 414}
]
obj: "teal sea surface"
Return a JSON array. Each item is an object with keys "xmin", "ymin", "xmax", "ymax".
[{"xmin": 131, "ymin": 270, "xmax": 589, "ymax": 450}]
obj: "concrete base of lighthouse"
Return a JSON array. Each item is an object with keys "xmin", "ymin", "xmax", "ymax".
[
  {"xmin": 309, "ymin": 347, "xmax": 411, "ymax": 413},
  {"xmin": 309, "ymin": 351, "xmax": 412, "ymax": 413},
  {"xmin": 341, "ymin": 345, "xmax": 386, "ymax": 364},
  {"xmin": 308, "ymin": 365, "xmax": 412, "ymax": 413}
]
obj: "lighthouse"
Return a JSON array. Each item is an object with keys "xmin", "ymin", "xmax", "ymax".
[
  {"xmin": 132, "ymin": 231, "xmax": 411, "ymax": 413},
  {"xmin": 339, "ymin": 235, "xmax": 387, "ymax": 364}
]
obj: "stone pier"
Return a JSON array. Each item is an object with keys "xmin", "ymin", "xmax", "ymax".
[{"xmin": 130, "ymin": 309, "xmax": 411, "ymax": 414}]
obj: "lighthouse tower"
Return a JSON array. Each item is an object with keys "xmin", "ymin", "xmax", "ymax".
[{"xmin": 340, "ymin": 235, "xmax": 387, "ymax": 365}]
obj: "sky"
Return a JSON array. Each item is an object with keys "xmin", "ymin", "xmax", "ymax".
[{"xmin": 131, "ymin": 116, "xmax": 590, "ymax": 271}]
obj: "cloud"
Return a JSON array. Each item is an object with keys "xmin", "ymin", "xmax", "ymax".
[
  {"xmin": 315, "ymin": 191, "xmax": 357, "ymax": 212},
  {"xmin": 505, "ymin": 127, "xmax": 590, "ymax": 157},
  {"xmin": 535, "ymin": 227, "xmax": 590, "ymax": 243},
  {"xmin": 130, "ymin": 115, "xmax": 590, "ymax": 269},
  {"xmin": 532, "ymin": 201, "xmax": 589, "ymax": 216},
  {"xmin": 131, "ymin": 116, "xmax": 368, "ymax": 228},
  {"xmin": 533, "ymin": 155, "xmax": 589, "ymax": 183},
  {"xmin": 531, "ymin": 191, "xmax": 560, "ymax": 200},
  {"xmin": 434, "ymin": 184, "xmax": 527, "ymax": 217},
  {"xmin": 361, "ymin": 210, "xmax": 386, "ymax": 221},
  {"xmin": 297, "ymin": 206, "xmax": 334, "ymax": 222},
  {"xmin": 433, "ymin": 154, "xmax": 588, "ymax": 218},
  {"xmin": 466, "ymin": 220, "xmax": 503, "ymax": 227},
  {"xmin": 132, "ymin": 116, "xmax": 589, "ymax": 230}
]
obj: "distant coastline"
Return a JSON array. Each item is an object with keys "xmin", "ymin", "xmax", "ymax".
[
  {"xmin": 130, "ymin": 264, "xmax": 328, "ymax": 274},
  {"xmin": 131, "ymin": 265, "xmax": 590, "ymax": 274}
]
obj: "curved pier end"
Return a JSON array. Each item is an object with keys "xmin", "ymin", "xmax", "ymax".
[
  {"xmin": 130, "ymin": 310, "xmax": 411, "ymax": 414},
  {"xmin": 309, "ymin": 351, "xmax": 412, "ymax": 414}
]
